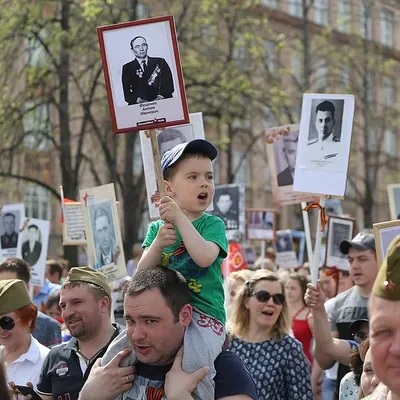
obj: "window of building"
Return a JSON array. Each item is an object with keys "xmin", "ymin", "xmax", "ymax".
[
  {"xmin": 291, "ymin": 50, "xmax": 304, "ymax": 83},
  {"xmin": 261, "ymin": 0, "xmax": 277, "ymax": 8},
  {"xmin": 288, "ymin": 0, "xmax": 303, "ymax": 18},
  {"xmin": 24, "ymin": 184, "xmax": 52, "ymax": 220},
  {"xmin": 265, "ymin": 165, "xmax": 272, "ymax": 190},
  {"xmin": 233, "ymin": 150, "xmax": 250, "ymax": 185},
  {"xmin": 360, "ymin": 2, "xmax": 372, "ymax": 39},
  {"xmin": 264, "ymin": 40, "xmax": 276, "ymax": 72},
  {"xmin": 341, "ymin": 64, "xmax": 351, "ymax": 89},
  {"xmin": 315, "ymin": 59, "xmax": 328, "ymax": 90},
  {"xmin": 132, "ymin": 138, "xmax": 143, "ymax": 176},
  {"xmin": 384, "ymin": 128, "xmax": 397, "ymax": 157},
  {"xmin": 337, "ymin": 0, "xmax": 351, "ymax": 33},
  {"xmin": 380, "ymin": 8, "xmax": 394, "ymax": 47},
  {"xmin": 25, "ymin": 33, "xmax": 47, "ymax": 67},
  {"xmin": 383, "ymin": 77, "xmax": 395, "ymax": 107},
  {"xmin": 232, "ymin": 35, "xmax": 248, "ymax": 69},
  {"xmin": 314, "ymin": 0, "xmax": 328, "ymax": 26},
  {"xmin": 23, "ymin": 103, "xmax": 51, "ymax": 151},
  {"xmin": 366, "ymin": 128, "xmax": 376, "ymax": 152},
  {"xmin": 136, "ymin": 3, "xmax": 150, "ymax": 19}
]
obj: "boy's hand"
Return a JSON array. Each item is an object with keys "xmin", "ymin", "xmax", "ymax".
[
  {"xmin": 155, "ymin": 222, "xmax": 177, "ymax": 248},
  {"xmin": 159, "ymin": 196, "xmax": 184, "ymax": 224}
]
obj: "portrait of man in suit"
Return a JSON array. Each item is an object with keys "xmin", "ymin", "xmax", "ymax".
[
  {"xmin": 0, "ymin": 213, "xmax": 18, "ymax": 249},
  {"xmin": 21, "ymin": 224, "xmax": 42, "ymax": 266},
  {"xmin": 276, "ymin": 134, "xmax": 298, "ymax": 187},
  {"xmin": 276, "ymin": 233, "xmax": 293, "ymax": 253},
  {"xmin": 214, "ymin": 189, "xmax": 239, "ymax": 230},
  {"xmin": 122, "ymin": 35, "xmax": 174, "ymax": 105},
  {"xmin": 93, "ymin": 206, "xmax": 117, "ymax": 267}
]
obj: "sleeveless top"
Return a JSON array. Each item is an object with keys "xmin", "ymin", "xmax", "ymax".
[{"xmin": 292, "ymin": 305, "xmax": 313, "ymax": 364}]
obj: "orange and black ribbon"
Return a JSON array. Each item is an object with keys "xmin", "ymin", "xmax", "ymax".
[
  {"xmin": 325, "ymin": 266, "xmax": 340, "ymax": 280},
  {"xmin": 303, "ymin": 202, "xmax": 327, "ymax": 232}
]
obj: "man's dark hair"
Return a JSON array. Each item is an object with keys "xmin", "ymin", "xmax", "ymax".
[
  {"xmin": 163, "ymin": 151, "xmax": 212, "ymax": 181},
  {"xmin": 3, "ymin": 213, "xmax": 15, "ymax": 220},
  {"xmin": 46, "ymin": 259, "xmax": 63, "ymax": 281},
  {"xmin": 93, "ymin": 206, "xmax": 111, "ymax": 225},
  {"xmin": 130, "ymin": 36, "xmax": 147, "ymax": 49},
  {"xmin": 46, "ymin": 290, "xmax": 61, "ymax": 311},
  {"xmin": 218, "ymin": 191, "xmax": 232, "ymax": 200},
  {"xmin": 316, "ymin": 100, "xmax": 335, "ymax": 119},
  {"xmin": 0, "ymin": 257, "xmax": 30, "ymax": 283},
  {"xmin": 28, "ymin": 224, "xmax": 39, "ymax": 231},
  {"xmin": 123, "ymin": 266, "xmax": 190, "ymax": 321}
]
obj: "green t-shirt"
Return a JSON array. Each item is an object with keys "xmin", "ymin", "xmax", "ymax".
[{"xmin": 142, "ymin": 213, "xmax": 228, "ymax": 324}]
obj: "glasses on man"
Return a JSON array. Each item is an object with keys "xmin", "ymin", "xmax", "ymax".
[
  {"xmin": 252, "ymin": 290, "xmax": 285, "ymax": 305},
  {"xmin": 0, "ymin": 316, "xmax": 20, "ymax": 331},
  {"xmin": 353, "ymin": 331, "xmax": 368, "ymax": 344}
]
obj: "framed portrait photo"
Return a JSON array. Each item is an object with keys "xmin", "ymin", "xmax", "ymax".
[
  {"xmin": 0, "ymin": 203, "xmax": 25, "ymax": 258},
  {"xmin": 62, "ymin": 202, "xmax": 86, "ymax": 246},
  {"xmin": 97, "ymin": 15, "xmax": 189, "ymax": 134},
  {"xmin": 291, "ymin": 230, "xmax": 306, "ymax": 267},
  {"xmin": 293, "ymin": 93, "xmax": 355, "ymax": 196},
  {"xmin": 325, "ymin": 216, "xmax": 355, "ymax": 270},
  {"xmin": 265, "ymin": 124, "xmax": 317, "ymax": 206},
  {"xmin": 141, "ymin": 112, "xmax": 207, "ymax": 219},
  {"xmin": 373, "ymin": 220, "xmax": 400, "ymax": 266},
  {"xmin": 247, "ymin": 208, "xmax": 276, "ymax": 241},
  {"xmin": 79, "ymin": 184, "xmax": 126, "ymax": 281},
  {"xmin": 387, "ymin": 183, "xmax": 400, "ymax": 220},
  {"xmin": 275, "ymin": 230, "xmax": 298, "ymax": 269}
]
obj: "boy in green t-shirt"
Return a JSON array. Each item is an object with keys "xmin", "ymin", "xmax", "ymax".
[{"xmin": 141, "ymin": 139, "xmax": 228, "ymax": 399}]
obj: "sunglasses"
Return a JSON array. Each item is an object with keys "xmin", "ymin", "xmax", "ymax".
[
  {"xmin": 353, "ymin": 331, "xmax": 368, "ymax": 344},
  {"xmin": 0, "ymin": 316, "xmax": 20, "ymax": 331},
  {"xmin": 252, "ymin": 290, "xmax": 285, "ymax": 305}
]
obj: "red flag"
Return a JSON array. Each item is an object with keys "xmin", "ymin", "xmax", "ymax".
[
  {"xmin": 228, "ymin": 243, "xmax": 248, "ymax": 273},
  {"xmin": 60, "ymin": 198, "xmax": 78, "ymax": 223}
]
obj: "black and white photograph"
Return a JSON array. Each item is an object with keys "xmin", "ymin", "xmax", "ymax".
[
  {"xmin": 141, "ymin": 112, "xmax": 206, "ymax": 219},
  {"xmin": 387, "ymin": 183, "xmax": 400, "ymax": 220},
  {"xmin": 0, "ymin": 203, "xmax": 24, "ymax": 258},
  {"xmin": 293, "ymin": 93, "xmax": 355, "ymax": 197},
  {"xmin": 212, "ymin": 184, "xmax": 245, "ymax": 242},
  {"xmin": 97, "ymin": 15, "xmax": 189, "ymax": 133},
  {"xmin": 325, "ymin": 198, "xmax": 343, "ymax": 216},
  {"xmin": 265, "ymin": 124, "xmax": 317, "ymax": 206},
  {"xmin": 80, "ymin": 183, "xmax": 127, "ymax": 281},
  {"xmin": 247, "ymin": 209, "xmax": 276, "ymax": 240},
  {"xmin": 275, "ymin": 230, "xmax": 298, "ymax": 269},
  {"xmin": 326, "ymin": 216, "xmax": 355, "ymax": 270},
  {"xmin": 17, "ymin": 219, "xmax": 50, "ymax": 287},
  {"xmin": 292, "ymin": 230, "xmax": 306, "ymax": 267},
  {"xmin": 373, "ymin": 220, "xmax": 400, "ymax": 266}
]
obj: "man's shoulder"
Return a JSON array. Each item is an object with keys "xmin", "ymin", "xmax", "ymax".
[{"xmin": 123, "ymin": 59, "xmax": 139, "ymax": 69}]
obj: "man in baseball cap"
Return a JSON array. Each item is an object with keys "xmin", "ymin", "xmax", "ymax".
[{"xmin": 340, "ymin": 232, "xmax": 376, "ymax": 255}]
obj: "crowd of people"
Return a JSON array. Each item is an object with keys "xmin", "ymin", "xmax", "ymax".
[{"xmin": 0, "ymin": 138, "xmax": 399, "ymax": 400}]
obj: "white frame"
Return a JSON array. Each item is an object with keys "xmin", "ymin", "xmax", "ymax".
[
  {"xmin": 275, "ymin": 229, "xmax": 298, "ymax": 269},
  {"xmin": 387, "ymin": 183, "xmax": 400, "ymax": 220},
  {"xmin": 0, "ymin": 203, "xmax": 25, "ymax": 258},
  {"xmin": 373, "ymin": 220, "xmax": 400, "ymax": 266},
  {"xmin": 247, "ymin": 208, "xmax": 276, "ymax": 241}
]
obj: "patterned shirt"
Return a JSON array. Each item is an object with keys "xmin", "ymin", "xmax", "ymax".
[{"xmin": 227, "ymin": 335, "xmax": 313, "ymax": 399}]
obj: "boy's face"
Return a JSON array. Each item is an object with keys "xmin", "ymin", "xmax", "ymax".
[{"xmin": 165, "ymin": 157, "xmax": 214, "ymax": 219}]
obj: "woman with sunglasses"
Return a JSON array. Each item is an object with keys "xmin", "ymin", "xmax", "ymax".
[
  {"xmin": 0, "ymin": 279, "xmax": 49, "ymax": 396},
  {"xmin": 227, "ymin": 270, "xmax": 313, "ymax": 399}
]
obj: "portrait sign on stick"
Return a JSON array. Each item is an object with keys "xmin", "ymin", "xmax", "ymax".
[
  {"xmin": 97, "ymin": 15, "xmax": 189, "ymax": 134},
  {"xmin": 0, "ymin": 203, "xmax": 25, "ymax": 258},
  {"xmin": 291, "ymin": 230, "xmax": 306, "ymax": 267},
  {"xmin": 387, "ymin": 183, "xmax": 400, "ymax": 220},
  {"xmin": 211, "ymin": 184, "xmax": 245, "ymax": 242},
  {"xmin": 293, "ymin": 93, "xmax": 355, "ymax": 196},
  {"xmin": 17, "ymin": 219, "xmax": 50, "ymax": 287},
  {"xmin": 275, "ymin": 230, "xmax": 298, "ymax": 269},
  {"xmin": 373, "ymin": 220, "xmax": 400, "ymax": 267},
  {"xmin": 265, "ymin": 124, "xmax": 317, "ymax": 206},
  {"xmin": 79, "ymin": 184, "xmax": 126, "ymax": 281},
  {"xmin": 325, "ymin": 216, "xmax": 355, "ymax": 270},
  {"xmin": 247, "ymin": 208, "xmax": 276, "ymax": 241}
]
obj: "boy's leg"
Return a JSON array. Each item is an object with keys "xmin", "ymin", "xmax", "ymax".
[
  {"xmin": 182, "ymin": 310, "xmax": 226, "ymax": 400},
  {"xmin": 101, "ymin": 330, "xmax": 136, "ymax": 368}
]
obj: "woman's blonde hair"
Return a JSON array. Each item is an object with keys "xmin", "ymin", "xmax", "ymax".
[{"xmin": 228, "ymin": 270, "xmax": 291, "ymax": 340}]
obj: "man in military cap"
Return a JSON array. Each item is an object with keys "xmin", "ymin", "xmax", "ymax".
[
  {"xmin": 364, "ymin": 235, "xmax": 400, "ymax": 399},
  {"xmin": 214, "ymin": 190, "xmax": 238, "ymax": 230},
  {"xmin": 36, "ymin": 267, "xmax": 132, "ymax": 400}
]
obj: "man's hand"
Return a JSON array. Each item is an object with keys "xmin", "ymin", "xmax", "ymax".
[
  {"xmin": 154, "ymin": 222, "xmax": 177, "ymax": 249},
  {"xmin": 79, "ymin": 349, "xmax": 135, "ymax": 400},
  {"xmin": 158, "ymin": 196, "xmax": 184, "ymax": 224},
  {"xmin": 165, "ymin": 347, "xmax": 210, "ymax": 400},
  {"xmin": 304, "ymin": 282, "xmax": 325, "ymax": 310}
]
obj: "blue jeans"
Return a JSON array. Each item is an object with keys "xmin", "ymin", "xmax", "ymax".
[{"xmin": 322, "ymin": 376, "xmax": 336, "ymax": 400}]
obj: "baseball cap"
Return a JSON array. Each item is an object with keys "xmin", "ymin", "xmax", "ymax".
[
  {"xmin": 63, "ymin": 266, "xmax": 112, "ymax": 298},
  {"xmin": 161, "ymin": 139, "xmax": 218, "ymax": 173},
  {"xmin": 340, "ymin": 232, "xmax": 376, "ymax": 255},
  {"xmin": 0, "ymin": 279, "xmax": 32, "ymax": 315},
  {"xmin": 348, "ymin": 319, "xmax": 369, "ymax": 335}
]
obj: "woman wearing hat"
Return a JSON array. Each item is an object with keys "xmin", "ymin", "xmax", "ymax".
[
  {"xmin": 227, "ymin": 270, "xmax": 313, "ymax": 399},
  {"xmin": 0, "ymin": 279, "xmax": 49, "ymax": 395}
]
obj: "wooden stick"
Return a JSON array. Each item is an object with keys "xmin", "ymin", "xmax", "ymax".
[
  {"xmin": 148, "ymin": 129, "xmax": 166, "ymax": 197},
  {"xmin": 260, "ymin": 240, "xmax": 266, "ymax": 269},
  {"xmin": 311, "ymin": 196, "xmax": 326, "ymax": 285},
  {"xmin": 301, "ymin": 201, "xmax": 314, "ymax": 268}
]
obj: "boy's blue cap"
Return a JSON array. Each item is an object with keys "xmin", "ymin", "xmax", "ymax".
[{"xmin": 161, "ymin": 139, "xmax": 218, "ymax": 173}]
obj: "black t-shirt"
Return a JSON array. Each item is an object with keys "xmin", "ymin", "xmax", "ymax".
[
  {"xmin": 123, "ymin": 351, "xmax": 259, "ymax": 399},
  {"xmin": 36, "ymin": 324, "xmax": 122, "ymax": 400}
]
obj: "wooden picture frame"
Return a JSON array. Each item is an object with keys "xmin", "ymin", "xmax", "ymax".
[
  {"xmin": 246, "ymin": 208, "xmax": 276, "ymax": 241},
  {"xmin": 373, "ymin": 220, "xmax": 400, "ymax": 266},
  {"xmin": 97, "ymin": 15, "xmax": 189, "ymax": 134}
]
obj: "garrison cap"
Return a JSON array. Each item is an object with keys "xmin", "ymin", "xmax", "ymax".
[{"xmin": 0, "ymin": 279, "xmax": 32, "ymax": 315}]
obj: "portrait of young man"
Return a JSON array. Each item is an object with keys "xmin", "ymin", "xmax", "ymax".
[
  {"xmin": 0, "ymin": 212, "xmax": 19, "ymax": 250},
  {"xmin": 121, "ymin": 35, "xmax": 175, "ymax": 105},
  {"xmin": 275, "ymin": 132, "xmax": 298, "ymax": 187},
  {"xmin": 213, "ymin": 188, "xmax": 239, "ymax": 231},
  {"xmin": 21, "ymin": 224, "xmax": 42, "ymax": 266}
]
